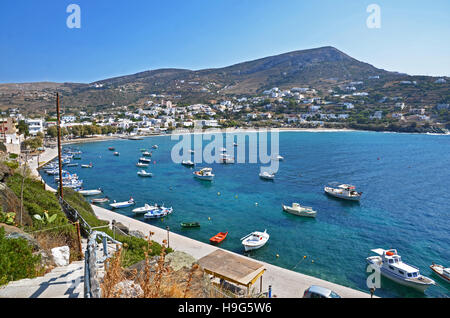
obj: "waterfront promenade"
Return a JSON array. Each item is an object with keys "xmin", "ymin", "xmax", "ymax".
[{"xmin": 33, "ymin": 146, "xmax": 374, "ymax": 298}]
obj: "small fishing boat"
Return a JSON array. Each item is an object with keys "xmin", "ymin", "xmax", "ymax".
[
  {"xmin": 114, "ymin": 152, "xmax": 120, "ymax": 156},
  {"xmin": 108, "ymin": 147, "xmax": 115, "ymax": 151},
  {"xmin": 220, "ymin": 154, "xmax": 234, "ymax": 164},
  {"xmin": 136, "ymin": 162, "xmax": 149, "ymax": 167},
  {"xmin": 366, "ymin": 249, "xmax": 435, "ymax": 292},
  {"xmin": 66, "ymin": 163, "xmax": 78, "ymax": 167},
  {"xmin": 193, "ymin": 168, "xmax": 214, "ymax": 181},
  {"xmin": 132, "ymin": 203, "xmax": 159, "ymax": 214},
  {"xmin": 81, "ymin": 163, "xmax": 93, "ymax": 168},
  {"xmin": 182, "ymin": 160, "xmax": 195, "ymax": 167},
  {"xmin": 272, "ymin": 154, "xmax": 284, "ymax": 161},
  {"xmin": 137, "ymin": 170, "xmax": 153, "ymax": 177},
  {"xmin": 142, "ymin": 151, "xmax": 152, "ymax": 157},
  {"xmin": 209, "ymin": 232, "xmax": 228, "ymax": 244},
  {"xmin": 259, "ymin": 171, "xmax": 275, "ymax": 180},
  {"xmin": 144, "ymin": 207, "xmax": 173, "ymax": 219},
  {"xmin": 241, "ymin": 230, "xmax": 270, "ymax": 252},
  {"xmin": 324, "ymin": 184, "xmax": 362, "ymax": 201},
  {"xmin": 152, "ymin": 145, "xmax": 158, "ymax": 149},
  {"xmin": 77, "ymin": 189, "xmax": 102, "ymax": 196},
  {"xmin": 430, "ymin": 263, "xmax": 450, "ymax": 283},
  {"xmin": 139, "ymin": 157, "xmax": 151, "ymax": 163},
  {"xmin": 91, "ymin": 197, "xmax": 110, "ymax": 204},
  {"xmin": 110, "ymin": 198, "xmax": 135, "ymax": 209},
  {"xmin": 282, "ymin": 203, "xmax": 317, "ymax": 218},
  {"xmin": 181, "ymin": 222, "xmax": 200, "ymax": 228}
]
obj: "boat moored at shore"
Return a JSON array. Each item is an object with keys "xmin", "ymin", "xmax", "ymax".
[
  {"xmin": 366, "ymin": 248, "xmax": 435, "ymax": 292},
  {"xmin": 241, "ymin": 230, "xmax": 270, "ymax": 252},
  {"xmin": 110, "ymin": 198, "xmax": 135, "ymax": 209}
]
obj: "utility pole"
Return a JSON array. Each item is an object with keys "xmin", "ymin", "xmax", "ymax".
[{"xmin": 56, "ymin": 92, "xmax": 64, "ymax": 199}]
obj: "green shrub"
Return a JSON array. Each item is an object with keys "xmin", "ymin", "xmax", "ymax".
[
  {"xmin": 2, "ymin": 161, "xmax": 19, "ymax": 170},
  {"xmin": 0, "ymin": 227, "xmax": 42, "ymax": 286}
]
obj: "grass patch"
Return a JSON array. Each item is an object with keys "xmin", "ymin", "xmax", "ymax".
[{"xmin": 0, "ymin": 227, "xmax": 42, "ymax": 286}]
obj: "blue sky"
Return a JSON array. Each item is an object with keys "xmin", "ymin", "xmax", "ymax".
[{"xmin": 1, "ymin": 0, "xmax": 449, "ymax": 83}]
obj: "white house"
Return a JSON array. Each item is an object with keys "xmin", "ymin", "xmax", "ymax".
[{"xmin": 26, "ymin": 119, "xmax": 44, "ymax": 136}]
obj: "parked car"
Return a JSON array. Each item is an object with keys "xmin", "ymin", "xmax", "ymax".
[{"xmin": 303, "ymin": 285, "xmax": 341, "ymax": 298}]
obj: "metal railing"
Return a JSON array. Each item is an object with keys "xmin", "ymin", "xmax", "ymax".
[{"xmin": 58, "ymin": 197, "xmax": 121, "ymax": 298}]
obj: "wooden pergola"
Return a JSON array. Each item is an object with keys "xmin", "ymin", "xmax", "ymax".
[{"xmin": 198, "ymin": 249, "xmax": 266, "ymax": 296}]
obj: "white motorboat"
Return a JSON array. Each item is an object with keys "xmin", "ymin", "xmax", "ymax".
[
  {"xmin": 113, "ymin": 152, "xmax": 120, "ymax": 156},
  {"xmin": 152, "ymin": 145, "xmax": 158, "ymax": 149},
  {"xmin": 110, "ymin": 198, "xmax": 135, "ymax": 209},
  {"xmin": 259, "ymin": 171, "xmax": 275, "ymax": 180},
  {"xmin": 136, "ymin": 162, "xmax": 149, "ymax": 167},
  {"xmin": 142, "ymin": 151, "xmax": 152, "ymax": 157},
  {"xmin": 137, "ymin": 170, "xmax": 153, "ymax": 177},
  {"xmin": 324, "ymin": 184, "xmax": 362, "ymax": 201},
  {"xmin": 272, "ymin": 154, "xmax": 284, "ymax": 161},
  {"xmin": 220, "ymin": 154, "xmax": 234, "ymax": 164},
  {"xmin": 132, "ymin": 203, "xmax": 159, "ymax": 214},
  {"xmin": 282, "ymin": 203, "xmax": 317, "ymax": 218},
  {"xmin": 144, "ymin": 207, "xmax": 173, "ymax": 219},
  {"xmin": 182, "ymin": 160, "xmax": 195, "ymax": 167},
  {"xmin": 77, "ymin": 189, "xmax": 102, "ymax": 196},
  {"xmin": 366, "ymin": 249, "xmax": 435, "ymax": 292},
  {"xmin": 241, "ymin": 230, "xmax": 270, "ymax": 252},
  {"xmin": 430, "ymin": 263, "xmax": 450, "ymax": 283},
  {"xmin": 81, "ymin": 163, "xmax": 93, "ymax": 168},
  {"xmin": 139, "ymin": 157, "xmax": 151, "ymax": 163},
  {"xmin": 193, "ymin": 168, "xmax": 214, "ymax": 181}
]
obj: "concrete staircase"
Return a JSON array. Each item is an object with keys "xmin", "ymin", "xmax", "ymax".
[{"xmin": 0, "ymin": 260, "xmax": 85, "ymax": 298}]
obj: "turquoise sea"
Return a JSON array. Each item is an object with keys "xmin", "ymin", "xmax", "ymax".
[{"xmin": 40, "ymin": 131, "xmax": 450, "ymax": 298}]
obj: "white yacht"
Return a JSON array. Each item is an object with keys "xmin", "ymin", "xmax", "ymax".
[
  {"xmin": 110, "ymin": 198, "xmax": 135, "ymax": 209},
  {"xmin": 324, "ymin": 184, "xmax": 362, "ymax": 201},
  {"xmin": 241, "ymin": 230, "xmax": 270, "ymax": 252},
  {"xmin": 193, "ymin": 168, "xmax": 215, "ymax": 181},
  {"xmin": 366, "ymin": 249, "xmax": 435, "ymax": 292},
  {"xmin": 282, "ymin": 203, "xmax": 317, "ymax": 218}
]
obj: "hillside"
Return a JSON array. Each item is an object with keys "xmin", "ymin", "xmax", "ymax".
[{"xmin": 0, "ymin": 46, "xmax": 447, "ymax": 113}]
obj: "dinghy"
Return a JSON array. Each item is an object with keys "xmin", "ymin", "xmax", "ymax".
[
  {"xmin": 81, "ymin": 163, "xmax": 93, "ymax": 168},
  {"xmin": 113, "ymin": 152, "xmax": 120, "ymax": 156},
  {"xmin": 210, "ymin": 232, "xmax": 228, "ymax": 244},
  {"xmin": 142, "ymin": 151, "xmax": 152, "ymax": 157},
  {"xmin": 181, "ymin": 222, "xmax": 200, "ymax": 228},
  {"xmin": 91, "ymin": 197, "xmax": 110, "ymax": 204},
  {"xmin": 139, "ymin": 157, "xmax": 151, "ymax": 163},
  {"xmin": 136, "ymin": 162, "xmax": 149, "ymax": 167},
  {"xmin": 241, "ymin": 230, "xmax": 270, "ymax": 252}
]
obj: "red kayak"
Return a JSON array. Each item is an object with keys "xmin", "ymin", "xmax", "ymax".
[{"xmin": 210, "ymin": 232, "xmax": 228, "ymax": 244}]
